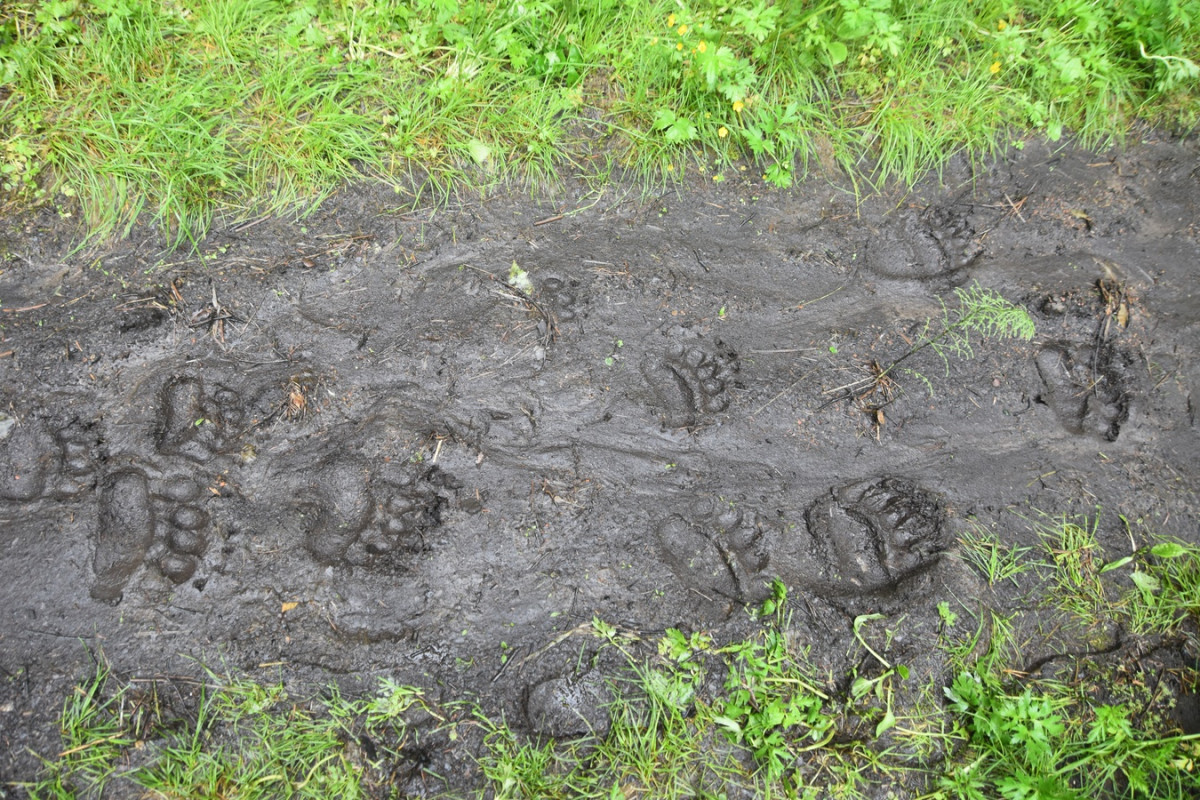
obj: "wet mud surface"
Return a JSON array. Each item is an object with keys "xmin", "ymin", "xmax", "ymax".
[{"xmin": 1, "ymin": 135, "xmax": 1199, "ymax": 794}]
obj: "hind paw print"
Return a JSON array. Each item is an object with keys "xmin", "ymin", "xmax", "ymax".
[
  {"xmin": 296, "ymin": 456, "xmax": 455, "ymax": 571},
  {"xmin": 539, "ymin": 275, "xmax": 582, "ymax": 323},
  {"xmin": 655, "ymin": 501, "xmax": 773, "ymax": 602},
  {"xmin": 1035, "ymin": 342, "xmax": 1132, "ymax": 441},
  {"xmin": 90, "ymin": 471, "xmax": 213, "ymax": 603},
  {"xmin": 867, "ymin": 206, "xmax": 981, "ymax": 280},
  {"xmin": 0, "ymin": 418, "xmax": 99, "ymax": 502},
  {"xmin": 804, "ymin": 477, "xmax": 948, "ymax": 591},
  {"xmin": 157, "ymin": 375, "xmax": 247, "ymax": 462},
  {"xmin": 643, "ymin": 339, "xmax": 739, "ymax": 428}
]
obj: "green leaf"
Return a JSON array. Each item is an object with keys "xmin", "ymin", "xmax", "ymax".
[
  {"xmin": 712, "ymin": 715, "xmax": 743, "ymax": 736},
  {"xmin": 507, "ymin": 261, "xmax": 532, "ymax": 293},
  {"xmin": 666, "ymin": 117, "xmax": 697, "ymax": 143},
  {"xmin": 652, "ymin": 108, "xmax": 677, "ymax": 131},
  {"xmin": 730, "ymin": 2, "xmax": 781, "ymax": 43},
  {"xmin": 1130, "ymin": 570, "xmax": 1161, "ymax": 593},
  {"xmin": 591, "ymin": 616, "xmax": 616, "ymax": 640},
  {"xmin": 764, "ymin": 162, "xmax": 792, "ymax": 188},
  {"xmin": 1151, "ymin": 541, "xmax": 1189, "ymax": 559},
  {"xmin": 875, "ymin": 709, "xmax": 897, "ymax": 737},
  {"xmin": 826, "ymin": 40, "xmax": 848, "ymax": 65},
  {"xmin": 467, "ymin": 138, "xmax": 491, "ymax": 165},
  {"xmin": 1099, "ymin": 555, "xmax": 1134, "ymax": 573}
]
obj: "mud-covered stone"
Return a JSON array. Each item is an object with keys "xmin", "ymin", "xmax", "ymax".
[{"xmin": 525, "ymin": 675, "xmax": 613, "ymax": 739}]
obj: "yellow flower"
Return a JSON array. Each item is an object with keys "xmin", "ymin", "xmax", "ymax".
[
  {"xmin": 678, "ymin": 24, "xmax": 688, "ymax": 35},
  {"xmin": 718, "ymin": 126, "xmax": 729, "ymax": 138},
  {"xmin": 997, "ymin": 19, "xmax": 1008, "ymax": 31},
  {"xmin": 668, "ymin": 13, "xmax": 676, "ymax": 27},
  {"xmin": 732, "ymin": 100, "xmax": 744, "ymax": 113},
  {"xmin": 676, "ymin": 42, "xmax": 683, "ymax": 50},
  {"xmin": 989, "ymin": 60, "xmax": 1001, "ymax": 74},
  {"xmin": 697, "ymin": 41, "xmax": 708, "ymax": 53}
]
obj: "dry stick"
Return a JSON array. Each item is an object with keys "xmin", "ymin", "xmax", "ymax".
[
  {"xmin": 821, "ymin": 306, "xmax": 984, "ymax": 399},
  {"xmin": 753, "ymin": 369, "xmax": 816, "ymax": 417},
  {"xmin": 518, "ymin": 622, "xmax": 593, "ymax": 668}
]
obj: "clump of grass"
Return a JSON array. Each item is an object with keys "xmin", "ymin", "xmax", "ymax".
[
  {"xmin": 1035, "ymin": 512, "xmax": 1114, "ymax": 621},
  {"xmin": 2, "ymin": 0, "xmax": 1198, "ymax": 246},
  {"xmin": 959, "ymin": 520, "xmax": 1036, "ymax": 588},
  {"xmin": 22, "ymin": 665, "xmax": 437, "ymax": 800},
  {"xmin": 1117, "ymin": 539, "xmax": 1200, "ymax": 635},
  {"xmin": 29, "ymin": 657, "xmax": 132, "ymax": 799}
]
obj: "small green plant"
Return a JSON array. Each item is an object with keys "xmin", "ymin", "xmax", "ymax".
[
  {"xmin": 1120, "ymin": 539, "xmax": 1200, "ymax": 634},
  {"xmin": 714, "ymin": 581, "xmax": 835, "ymax": 785},
  {"xmin": 941, "ymin": 668, "xmax": 1200, "ymax": 799},
  {"xmin": 959, "ymin": 521, "xmax": 1035, "ymax": 587},
  {"xmin": 29, "ymin": 658, "xmax": 132, "ymax": 798},
  {"xmin": 1035, "ymin": 512, "xmax": 1111, "ymax": 622},
  {"xmin": 507, "ymin": 261, "xmax": 533, "ymax": 294},
  {"xmin": 848, "ymin": 613, "xmax": 910, "ymax": 738},
  {"xmin": 905, "ymin": 283, "xmax": 1037, "ymax": 380}
]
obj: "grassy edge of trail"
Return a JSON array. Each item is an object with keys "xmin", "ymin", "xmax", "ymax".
[{"xmin": 1, "ymin": 0, "xmax": 1198, "ymax": 246}]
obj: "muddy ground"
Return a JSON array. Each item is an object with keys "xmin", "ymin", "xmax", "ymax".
[{"xmin": 1, "ymin": 133, "xmax": 1198, "ymax": 796}]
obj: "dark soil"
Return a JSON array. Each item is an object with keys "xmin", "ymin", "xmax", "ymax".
[{"xmin": 2, "ymin": 134, "xmax": 1199, "ymax": 796}]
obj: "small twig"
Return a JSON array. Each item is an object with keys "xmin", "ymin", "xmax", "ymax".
[{"xmin": 753, "ymin": 370, "xmax": 814, "ymax": 417}]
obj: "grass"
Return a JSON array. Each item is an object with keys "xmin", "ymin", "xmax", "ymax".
[
  {"xmin": 1, "ymin": 0, "xmax": 1198, "ymax": 246},
  {"xmin": 21, "ymin": 526, "xmax": 1200, "ymax": 799}
]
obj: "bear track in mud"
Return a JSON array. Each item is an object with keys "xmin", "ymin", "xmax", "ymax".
[
  {"xmin": 804, "ymin": 477, "xmax": 949, "ymax": 592},
  {"xmin": 641, "ymin": 334, "xmax": 740, "ymax": 429},
  {"xmin": 0, "ymin": 417, "xmax": 97, "ymax": 502},
  {"xmin": 92, "ymin": 471, "xmax": 212, "ymax": 601},
  {"xmin": 292, "ymin": 454, "xmax": 456, "ymax": 571},
  {"xmin": 158, "ymin": 375, "xmax": 248, "ymax": 461},
  {"xmin": 655, "ymin": 500, "xmax": 773, "ymax": 604},
  {"xmin": 1035, "ymin": 341, "xmax": 1135, "ymax": 442},
  {"xmin": 866, "ymin": 205, "xmax": 983, "ymax": 281},
  {"xmin": 538, "ymin": 274, "xmax": 582, "ymax": 323}
]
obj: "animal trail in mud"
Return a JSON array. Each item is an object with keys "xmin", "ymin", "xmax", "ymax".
[
  {"xmin": 803, "ymin": 477, "xmax": 949, "ymax": 592},
  {"xmin": 642, "ymin": 335, "xmax": 740, "ymax": 428},
  {"xmin": 657, "ymin": 477, "xmax": 949, "ymax": 605},
  {"xmin": 866, "ymin": 206, "xmax": 983, "ymax": 281}
]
